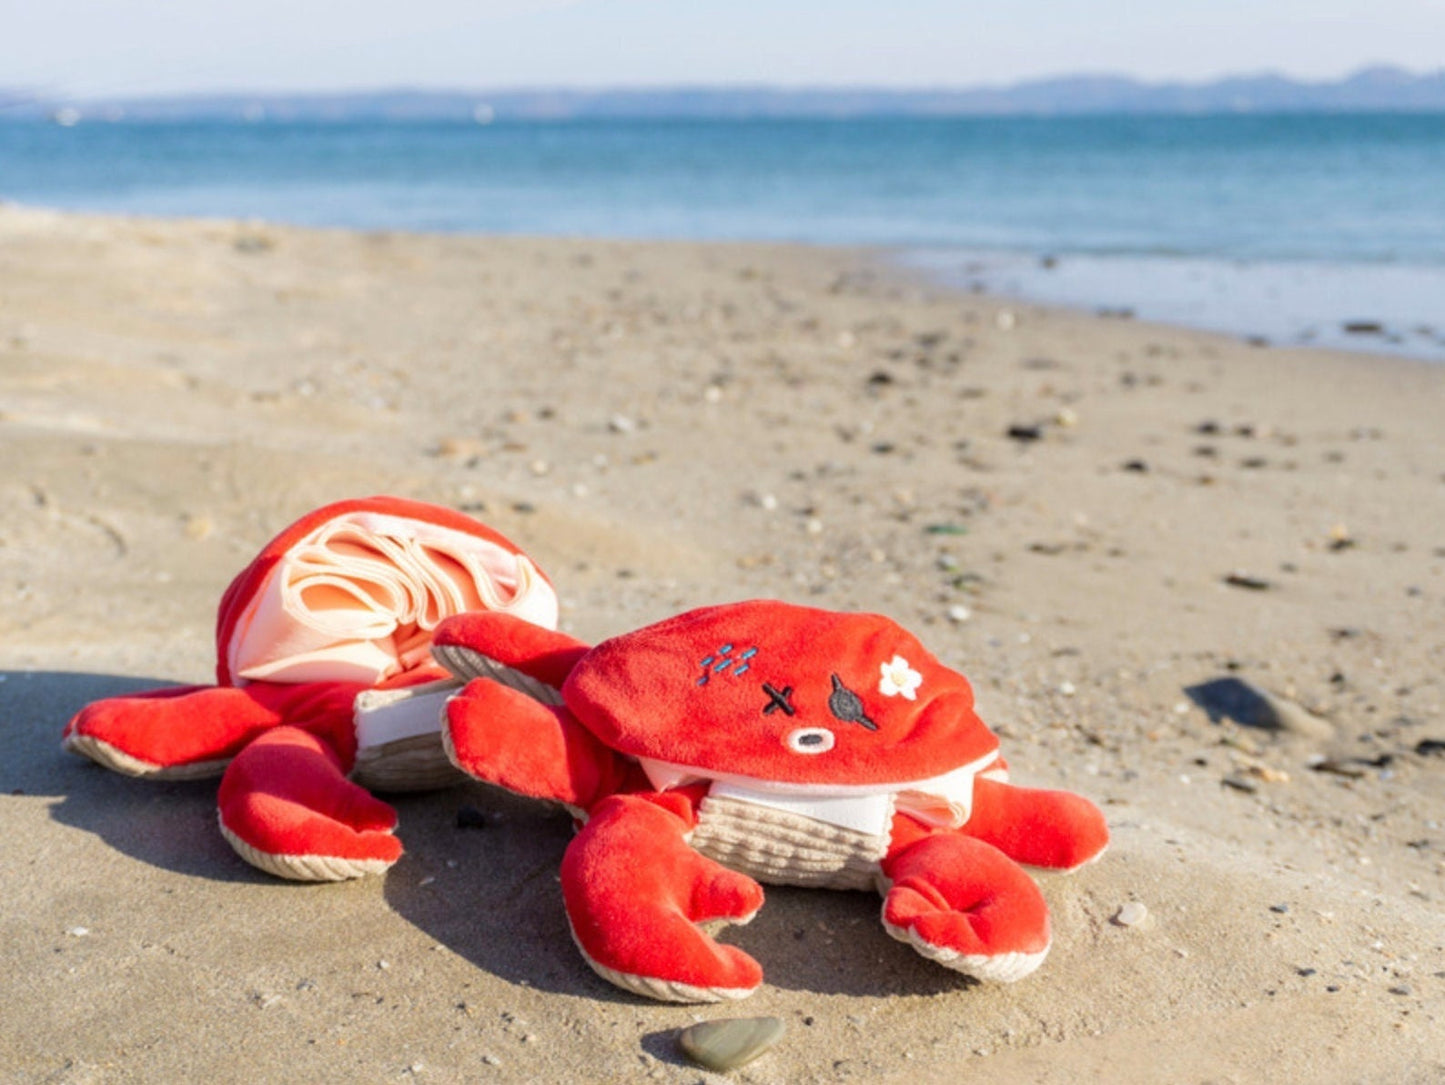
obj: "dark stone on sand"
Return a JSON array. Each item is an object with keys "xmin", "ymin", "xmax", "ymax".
[
  {"xmin": 1184, "ymin": 678, "xmax": 1335, "ymax": 739},
  {"xmin": 1223, "ymin": 572, "xmax": 1272, "ymax": 591},
  {"xmin": 1343, "ymin": 320, "xmax": 1385, "ymax": 335},
  {"xmin": 1416, "ymin": 738, "xmax": 1445, "ymax": 757},
  {"xmin": 1309, "ymin": 759, "xmax": 1366, "ymax": 779},
  {"xmin": 1006, "ymin": 424, "xmax": 1043, "ymax": 442},
  {"xmin": 1122, "ymin": 459, "xmax": 1149, "ymax": 473}
]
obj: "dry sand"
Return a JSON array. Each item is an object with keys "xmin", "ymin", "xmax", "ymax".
[{"xmin": 1, "ymin": 206, "xmax": 1442, "ymax": 1083}]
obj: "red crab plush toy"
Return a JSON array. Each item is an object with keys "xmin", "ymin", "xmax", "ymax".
[
  {"xmin": 63, "ymin": 496, "xmax": 559, "ymax": 881},
  {"xmin": 432, "ymin": 600, "xmax": 1109, "ymax": 1002}
]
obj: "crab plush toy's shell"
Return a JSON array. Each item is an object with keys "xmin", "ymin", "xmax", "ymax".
[
  {"xmin": 562, "ymin": 600, "xmax": 999, "ymax": 787},
  {"xmin": 215, "ymin": 496, "xmax": 559, "ymax": 688}
]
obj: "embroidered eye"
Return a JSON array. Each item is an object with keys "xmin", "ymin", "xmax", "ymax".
[
  {"xmin": 786, "ymin": 727, "xmax": 835, "ymax": 754},
  {"xmin": 761, "ymin": 682, "xmax": 796, "ymax": 716},
  {"xmin": 828, "ymin": 674, "xmax": 878, "ymax": 731}
]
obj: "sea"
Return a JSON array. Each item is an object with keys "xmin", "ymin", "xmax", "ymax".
[{"xmin": 2, "ymin": 113, "xmax": 1443, "ymax": 359}]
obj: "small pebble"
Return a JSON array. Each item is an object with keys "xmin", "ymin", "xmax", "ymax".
[
  {"xmin": 65, "ymin": 927, "xmax": 90, "ymax": 937},
  {"xmin": 608, "ymin": 414, "xmax": 636, "ymax": 434},
  {"xmin": 1114, "ymin": 901, "xmax": 1148, "ymax": 927},
  {"xmin": 946, "ymin": 604, "xmax": 972, "ymax": 623},
  {"xmin": 183, "ymin": 514, "xmax": 214, "ymax": 540},
  {"xmin": 1309, "ymin": 759, "xmax": 1366, "ymax": 779},
  {"xmin": 678, "ymin": 1017, "xmax": 785, "ymax": 1072},
  {"xmin": 1223, "ymin": 572, "xmax": 1272, "ymax": 591}
]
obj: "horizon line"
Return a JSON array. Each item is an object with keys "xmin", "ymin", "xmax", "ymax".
[{"xmin": 15, "ymin": 61, "xmax": 1445, "ymax": 104}]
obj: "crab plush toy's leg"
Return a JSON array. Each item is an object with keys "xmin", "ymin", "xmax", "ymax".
[
  {"xmin": 958, "ymin": 777, "xmax": 1110, "ymax": 871},
  {"xmin": 64, "ymin": 680, "xmax": 363, "ymax": 780},
  {"xmin": 879, "ymin": 831, "xmax": 1054, "ymax": 983},
  {"xmin": 67, "ymin": 678, "xmax": 398, "ymax": 882},
  {"xmin": 562, "ymin": 793, "xmax": 766, "ymax": 1003},
  {"xmin": 431, "ymin": 610, "xmax": 588, "ymax": 694},
  {"xmin": 211, "ymin": 680, "xmax": 412, "ymax": 881},
  {"xmin": 217, "ymin": 725, "xmax": 403, "ymax": 881},
  {"xmin": 443, "ymin": 675, "xmax": 641, "ymax": 812}
]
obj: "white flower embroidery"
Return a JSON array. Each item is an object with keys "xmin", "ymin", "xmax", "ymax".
[{"xmin": 878, "ymin": 655, "xmax": 923, "ymax": 701}]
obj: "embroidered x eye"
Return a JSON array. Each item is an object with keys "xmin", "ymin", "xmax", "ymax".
[
  {"xmin": 828, "ymin": 674, "xmax": 878, "ymax": 730},
  {"xmin": 761, "ymin": 682, "xmax": 796, "ymax": 716},
  {"xmin": 786, "ymin": 727, "xmax": 835, "ymax": 754}
]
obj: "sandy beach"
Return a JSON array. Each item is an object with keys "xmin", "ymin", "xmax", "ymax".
[{"xmin": 1, "ymin": 205, "xmax": 1442, "ymax": 1083}]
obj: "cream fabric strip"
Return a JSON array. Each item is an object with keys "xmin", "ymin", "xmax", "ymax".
[
  {"xmin": 637, "ymin": 749, "xmax": 1002, "ymax": 836},
  {"xmin": 227, "ymin": 512, "xmax": 558, "ymax": 685}
]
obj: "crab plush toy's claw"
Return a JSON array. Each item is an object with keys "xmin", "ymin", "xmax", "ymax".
[
  {"xmin": 64, "ymin": 496, "xmax": 561, "ymax": 882},
  {"xmin": 881, "ymin": 833, "xmax": 1053, "ymax": 982},
  {"xmin": 562, "ymin": 794, "xmax": 766, "ymax": 1003},
  {"xmin": 218, "ymin": 725, "xmax": 404, "ymax": 881}
]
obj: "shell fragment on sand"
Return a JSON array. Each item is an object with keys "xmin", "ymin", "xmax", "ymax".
[{"xmin": 1114, "ymin": 901, "xmax": 1149, "ymax": 927}]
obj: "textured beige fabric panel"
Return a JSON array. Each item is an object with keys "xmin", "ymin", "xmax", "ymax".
[
  {"xmin": 352, "ymin": 731, "xmax": 466, "ymax": 791},
  {"xmin": 691, "ymin": 794, "xmax": 892, "ymax": 891}
]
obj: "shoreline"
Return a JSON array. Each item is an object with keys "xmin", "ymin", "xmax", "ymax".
[
  {"xmin": 5, "ymin": 192, "xmax": 1444, "ymax": 365},
  {"xmin": 2, "ymin": 207, "xmax": 1442, "ymax": 1083},
  {"xmin": 893, "ymin": 245, "xmax": 1445, "ymax": 364}
]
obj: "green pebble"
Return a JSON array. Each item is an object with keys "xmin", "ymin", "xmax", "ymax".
[{"xmin": 678, "ymin": 1016, "xmax": 786, "ymax": 1072}]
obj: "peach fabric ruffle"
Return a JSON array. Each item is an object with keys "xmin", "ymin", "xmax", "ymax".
[{"xmin": 226, "ymin": 511, "xmax": 557, "ymax": 685}]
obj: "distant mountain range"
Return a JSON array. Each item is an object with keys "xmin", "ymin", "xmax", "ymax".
[{"xmin": 7, "ymin": 65, "xmax": 1445, "ymax": 122}]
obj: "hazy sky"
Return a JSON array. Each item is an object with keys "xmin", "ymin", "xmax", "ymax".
[{"xmin": 5, "ymin": 0, "xmax": 1443, "ymax": 98}]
